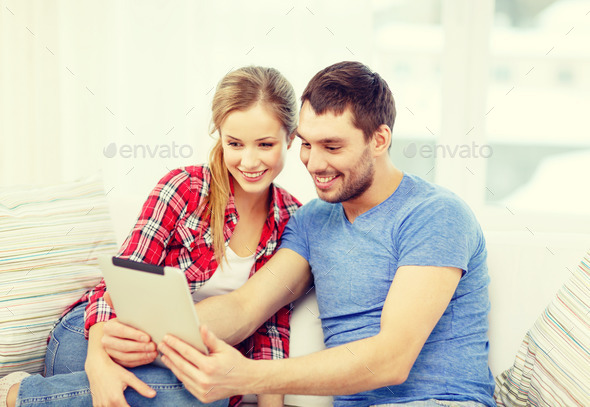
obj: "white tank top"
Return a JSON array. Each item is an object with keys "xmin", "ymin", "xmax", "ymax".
[{"xmin": 191, "ymin": 246, "xmax": 256, "ymax": 302}]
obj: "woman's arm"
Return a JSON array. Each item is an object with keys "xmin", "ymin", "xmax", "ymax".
[
  {"xmin": 93, "ymin": 169, "xmax": 197, "ymax": 362},
  {"xmin": 99, "ymin": 292, "xmax": 159, "ymax": 367},
  {"xmin": 84, "ymin": 169, "xmax": 196, "ymax": 335}
]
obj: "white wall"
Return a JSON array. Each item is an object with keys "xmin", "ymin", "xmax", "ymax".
[
  {"xmin": 2, "ymin": 1, "xmax": 590, "ymax": 399},
  {"xmin": 1, "ymin": 0, "xmax": 589, "ymax": 228},
  {"xmin": 0, "ymin": 0, "xmax": 375, "ymax": 207}
]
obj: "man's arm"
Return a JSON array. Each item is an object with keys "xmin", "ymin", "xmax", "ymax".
[
  {"xmin": 195, "ymin": 248, "xmax": 313, "ymax": 346},
  {"xmin": 159, "ymin": 265, "xmax": 462, "ymax": 401}
]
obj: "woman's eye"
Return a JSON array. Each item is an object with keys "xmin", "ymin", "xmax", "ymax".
[
  {"xmin": 227, "ymin": 142, "xmax": 241, "ymax": 147},
  {"xmin": 301, "ymin": 143, "xmax": 311, "ymax": 149},
  {"xmin": 260, "ymin": 143, "xmax": 274, "ymax": 148}
]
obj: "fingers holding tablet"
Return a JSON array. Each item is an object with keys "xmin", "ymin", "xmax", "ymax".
[
  {"xmin": 102, "ymin": 318, "xmax": 158, "ymax": 368},
  {"xmin": 98, "ymin": 255, "xmax": 208, "ymax": 369}
]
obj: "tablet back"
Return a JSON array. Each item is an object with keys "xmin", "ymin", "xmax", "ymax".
[{"xmin": 98, "ymin": 255, "xmax": 208, "ymax": 366}]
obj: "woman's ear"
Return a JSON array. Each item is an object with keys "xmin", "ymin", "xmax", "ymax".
[
  {"xmin": 287, "ymin": 132, "xmax": 296, "ymax": 149},
  {"xmin": 372, "ymin": 124, "xmax": 391, "ymax": 156}
]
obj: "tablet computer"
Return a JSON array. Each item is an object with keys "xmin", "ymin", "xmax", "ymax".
[{"xmin": 98, "ymin": 255, "xmax": 208, "ymax": 367}]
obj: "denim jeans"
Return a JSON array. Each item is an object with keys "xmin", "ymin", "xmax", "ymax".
[
  {"xmin": 16, "ymin": 302, "xmax": 228, "ymax": 407},
  {"xmin": 371, "ymin": 400, "xmax": 487, "ymax": 407}
]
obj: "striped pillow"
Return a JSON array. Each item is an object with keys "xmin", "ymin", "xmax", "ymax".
[
  {"xmin": 0, "ymin": 175, "xmax": 117, "ymax": 375},
  {"xmin": 494, "ymin": 250, "xmax": 590, "ymax": 406}
]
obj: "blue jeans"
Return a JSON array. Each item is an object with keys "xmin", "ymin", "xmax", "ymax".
[
  {"xmin": 16, "ymin": 302, "xmax": 228, "ymax": 407},
  {"xmin": 371, "ymin": 400, "xmax": 487, "ymax": 407}
]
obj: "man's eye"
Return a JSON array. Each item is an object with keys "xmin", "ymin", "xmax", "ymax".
[
  {"xmin": 326, "ymin": 146, "xmax": 340, "ymax": 151},
  {"xmin": 301, "ymin": 143, "xmax": 311, "ymax": 148}
]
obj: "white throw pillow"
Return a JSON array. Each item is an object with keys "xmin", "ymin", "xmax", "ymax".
[
  {"xmin": 494, "ymin": 250, "xmax": 590, "ymax": 406},
  {"xmin": 0, "ymin": 175, "xmax": 117, "ymax": 375}
]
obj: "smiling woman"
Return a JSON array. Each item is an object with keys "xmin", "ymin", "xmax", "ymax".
[
  {"xmin": 0, "ymin": 65, "xmax": 301, "ymax": 407},
  {"xmin": 221, "ymin": 104, "xmax": 291, "ymax": 198},
  {"xmin": 207, "ymin": 66, "xmax": 297, "ymax": 266}
]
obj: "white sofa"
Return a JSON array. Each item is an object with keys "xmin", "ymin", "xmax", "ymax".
[
  {"xmin": 106, "ymin": 191, "xmax": 590, "ymax": 406},
  {"xmin": 2, "ymin": 179, "xmax": 588, "ymax": 406}
]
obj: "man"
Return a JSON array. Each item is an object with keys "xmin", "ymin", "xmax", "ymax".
[{"xmin": 135, "ymin": 61, "xmax": 495, "ymax": 406}]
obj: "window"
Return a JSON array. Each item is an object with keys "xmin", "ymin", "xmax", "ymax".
[
  {"xmin": 384, "ymin": 0, "xmax": 590, "ymax": 232},
  {"xmin": 486, "ymin": 0, "xmax": 590, "ymax": 228}
]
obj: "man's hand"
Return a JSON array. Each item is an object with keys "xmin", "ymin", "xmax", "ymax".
[
  {"xmin": 158, "ymin": 325, "xmax": 252, "ymax": 403},
  {"xmin": 101, "ymin": 292, "xmax": 158, "ymax": 368}
]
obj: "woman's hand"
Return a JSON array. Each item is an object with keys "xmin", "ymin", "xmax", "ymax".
[
  {"xmin": 86, "ymin": 323, "xmax": 156, "ymax": 407},
  {"xmin": 158, "ymin": 325, "xmax": 252, "ymax": 403},
  {"xmin": 85, "ymin": 351, "xmax": 156, "ymax": 407},
  {"xmin": 101, "ymin": 318, "xmax": 158, "ymax": 367},
  {"xmin": 101, "ymin": 292, "xmax": 158, "ymax": 368}
]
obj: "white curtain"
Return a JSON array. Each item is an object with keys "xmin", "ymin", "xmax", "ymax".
[
  {"xmin": 1, "ymin": 3, "xmax": 62, "ymax": 186},
  {"xmin": 1, "ymin": 0, "xmax": 370, "ymax": 203},
  {"xmin": 2, "ymin": 0, "xmax": 589, "ymax": 232}
]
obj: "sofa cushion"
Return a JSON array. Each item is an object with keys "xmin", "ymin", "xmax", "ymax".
[
  {"xmin": 0, "ymin": 175, "xmax": 117, "ymax": 375},
  {"xmin": 494, "ymin": 249, "xmax": 590, "ymax": 406}
]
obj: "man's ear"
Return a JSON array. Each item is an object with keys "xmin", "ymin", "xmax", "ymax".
[
  {"xmin": 372, "ymin": 124, "xmax": 391, "ymax": 156},
  {"xmin": 287, "ymin": 132, "xmax": 296, "ymax": 149}
]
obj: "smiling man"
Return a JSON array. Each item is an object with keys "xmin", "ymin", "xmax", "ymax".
[{"xmin": 157, "ymin": 61, "xmax": 496, "ymax": 407}]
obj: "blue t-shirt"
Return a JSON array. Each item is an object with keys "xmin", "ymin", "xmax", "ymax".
[{"xmin": 280, "ymin": 173, "xmax": 495, "ymax": 407}]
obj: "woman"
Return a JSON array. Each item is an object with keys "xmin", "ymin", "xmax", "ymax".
[{"xmin": 1, "ymin": 66, "xmax": 300, "ymax": 407}]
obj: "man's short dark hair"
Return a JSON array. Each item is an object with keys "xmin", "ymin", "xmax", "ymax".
[{"xmin": 301, "ymin": 61, "xmax": 396, "ymax": 143}]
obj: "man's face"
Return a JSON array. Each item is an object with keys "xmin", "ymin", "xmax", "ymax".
[{"xmin": 297, "ymin": 102, "xmax": 375, "ymax": 203}]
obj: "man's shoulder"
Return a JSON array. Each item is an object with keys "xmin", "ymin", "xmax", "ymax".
[
  {"xmin": 402, "ymin": 173, "xmax": 470, "ymax": 212},
  {"xmin": 396, "ymin": 174, "xmax": 480, "ymax": 233},
  {"xmin": 298, "ymin": 198, "xmax": 337, "ymax": 216},
  {"xmin": 287, "ymin": 198, "xmax": 338, "ymax": 228}
]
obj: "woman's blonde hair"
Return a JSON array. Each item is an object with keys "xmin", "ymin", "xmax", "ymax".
[{"xmin": 206, "ymin": 66, "xmax": 297, "ymax": 264}]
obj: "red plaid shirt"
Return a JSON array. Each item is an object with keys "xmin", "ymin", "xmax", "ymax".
[{"xmin": 73, "ymin": 165, "xmax": 301, "ymax": 406}]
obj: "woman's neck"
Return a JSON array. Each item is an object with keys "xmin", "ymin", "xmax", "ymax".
[{"xmin": 232, "ymin": 180, "xmax": 271, "ymax": 217}]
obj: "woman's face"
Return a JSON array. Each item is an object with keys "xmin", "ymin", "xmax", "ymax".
[{"xmin": 220, "ymin": 103, "xmax": 292, "ymax": 198}]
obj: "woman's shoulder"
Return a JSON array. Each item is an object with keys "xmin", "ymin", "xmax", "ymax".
[
  {"xmin": 157, "ymin": 164, "xmax": 211, "ymax": 189},
  {"xmin": 150, "ymin": 165, "xmax": 211, "ymax": 216}
]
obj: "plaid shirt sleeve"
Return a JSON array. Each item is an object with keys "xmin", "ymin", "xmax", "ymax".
[
  {"xmin": 83, "ymin": 168, "xmax": 200, "ymax": 337},
  {"xmin": 229, "ymin": 188, "xmax": 300, "ymax": 407},
  {"xmin": 250, "ymin": 304, "xmax": 291, "ymax": 360},
  {"xmin": 245, "ymin": 187, "xmax": 301, "ymax": 361}
]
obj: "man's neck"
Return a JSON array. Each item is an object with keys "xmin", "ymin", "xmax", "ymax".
[{"xmin": 341, "ymin": 161, "xmax": 403, "ymax": 223}]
